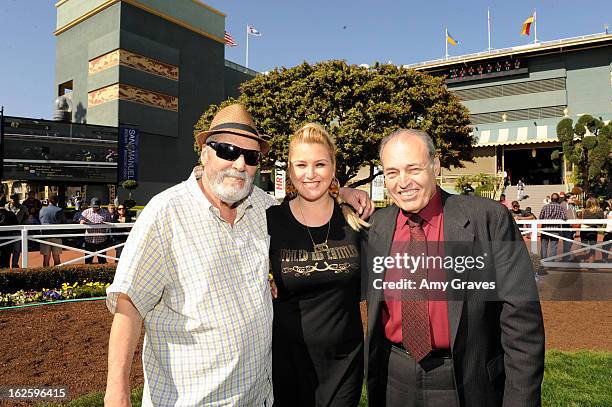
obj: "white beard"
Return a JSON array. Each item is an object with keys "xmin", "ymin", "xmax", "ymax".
[{"xmin": 204, "ymin": 167, "xmax": 254, "ymax": 205}]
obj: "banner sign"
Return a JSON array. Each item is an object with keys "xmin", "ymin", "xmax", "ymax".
[
  {"xmin": 274, "ymin": 168, "xmax": 286, "ymax": 199},
  {"xmin": 118, "ymin": 126, "xmax": 139, "ymax": 182},
  {"xmin": 371, "ymin": 166, "xmax": 385, "ymax": 201}
]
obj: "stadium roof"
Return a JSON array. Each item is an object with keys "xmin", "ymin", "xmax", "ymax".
[{"xmin": 404, "ymin": 32, "xmax": 612, "ymax": 72}]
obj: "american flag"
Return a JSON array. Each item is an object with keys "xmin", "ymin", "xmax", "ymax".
[{"xmin": 224, "ymin": 31, "xmax": 237, "ymax": 47}]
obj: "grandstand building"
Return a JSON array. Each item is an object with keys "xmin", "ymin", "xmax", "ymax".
[{"xmin": 406, "ymin": 33, "xmax": 612, "ymax": 196}]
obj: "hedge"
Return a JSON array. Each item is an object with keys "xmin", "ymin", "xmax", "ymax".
[{"xmin": 0, "ymin": 264, "xmax": 116, "ymax": 293}]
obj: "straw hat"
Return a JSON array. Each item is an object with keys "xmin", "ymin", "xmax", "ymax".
[{"xmin": 196, "ymin": 104, "xmax": 269, "ymax": 153}]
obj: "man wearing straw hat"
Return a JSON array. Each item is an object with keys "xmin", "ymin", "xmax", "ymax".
[{"xmin": 104, "ymin": 104, "xmax": 372, "ymax": 406}]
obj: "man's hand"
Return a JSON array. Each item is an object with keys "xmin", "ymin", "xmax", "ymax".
[
  {"xmin": 269, "ymin": 274, "xmax": 278, "ymax": 299},
  {"xmin": 339, "ymin": 187, "xmax": 374, "ymax": 219}
]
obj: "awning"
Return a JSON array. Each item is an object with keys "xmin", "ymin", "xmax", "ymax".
[{"xmin": 473, "ymin": 125, "xmax": 560, "ymax": 146}]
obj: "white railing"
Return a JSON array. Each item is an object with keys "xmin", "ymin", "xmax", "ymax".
[
  {"xmin": 516, "ymin": 219, "xmax": 611, "ymax": 269},
  {"xmin": 0, "ymin": 220, "xmax": 609, "ymax": 270},
  {"xmin": 0, "ymin": 223, "xmax": 135, "ymax": 268}
]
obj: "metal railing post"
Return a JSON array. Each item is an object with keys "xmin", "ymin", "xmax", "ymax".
[{"xmin": 21, "ymin": 228, "xmax": 29, "ymax": 268}]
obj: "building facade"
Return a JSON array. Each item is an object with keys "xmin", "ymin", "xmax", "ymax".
[{"xmin": 53, "ymin": 0, "xmax": 255, "ymax": 202}]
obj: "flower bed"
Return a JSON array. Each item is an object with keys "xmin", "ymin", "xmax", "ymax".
[
  {"xmin": 0, "ymin": 264, "xmax": 115, "ymax": 293},
  {"xmin": 0, "ymin": 281, "xmax": 110, "ymax": 307}
]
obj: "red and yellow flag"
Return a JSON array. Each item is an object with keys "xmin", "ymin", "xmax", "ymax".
[{"xmin": 521, "ymin": 15, "xmax": 534, "ymax": 36}]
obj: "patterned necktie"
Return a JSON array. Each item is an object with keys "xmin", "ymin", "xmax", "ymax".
[{"xmin": 401, "ymin": 213, "xmax": 433, "ymax": 362}]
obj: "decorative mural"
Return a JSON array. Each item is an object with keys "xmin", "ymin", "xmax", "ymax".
[
  {"xmin": 88, "ymin": 83, "xmax": 178, "ymax": 112},
  {"xmin": 88, "ymin": 49, "xmax": 179, "ymax": 81}
]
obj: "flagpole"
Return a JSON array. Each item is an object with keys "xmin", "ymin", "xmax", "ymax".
[
  {"xmin": 445, "ymin": 28, "xmax": 449, "ymax": 59},
  {"xmin": 245, "ymin": 25, "xmax": 250, "ymax": 68},
  {"xmin": 0, "ymin": 106, "xmax": 4, "ymax": 180},
  {"xmin": 487, "ymin": 7, "xmax": 492, "ymax": 51},
  {"xmin": 534, "ymin": 10, "xmax": 538, "ymax": 43}
]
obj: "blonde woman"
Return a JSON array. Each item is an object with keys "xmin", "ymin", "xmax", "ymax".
[{"xmin": 267, "ymin": 123, "xmax": 368, "ymax": 406}]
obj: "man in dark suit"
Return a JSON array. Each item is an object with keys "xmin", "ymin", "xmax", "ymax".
[{"xmin": 364, "ymin": 129, "xmax": 544, "ymax": 407}]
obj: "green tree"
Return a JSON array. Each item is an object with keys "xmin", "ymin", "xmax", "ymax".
[
  {"xmin": 121, "ymin": 180, "xmax": 139, "ymax": 201},
  {"xmin": 556, "ymin": 115, "xmax": 612, "ymax": 194},
  {"xmin": 194, "ymin": 60, "xmax": 474, "ymax": 187}
]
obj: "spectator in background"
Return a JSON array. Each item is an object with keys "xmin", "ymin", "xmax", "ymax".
[
  {"xmin": 539, "ymin": 193, "xmax": 567, "ymax": 260},
  {"xmin": 72, "ymin": 202, "xmax": 89, "ymax": 253},
  {"xmin": 25, "ymin": 207, "xmax": 41, "ymax": 225},
  {"xmin": 542, "ymin": 196, "xmax": 551, "ymax": 205},
  {"xmin": 113, "ymin": 204, "xmax": 132, "ymax": 261},
  {"xmin": 24, "ymin": 207, "xmax": 42, "ymax": 252},
  {"xmin": 499, "ymin": 193, "xmax": 512, "ymax": 209},
  {"xmin": 72, "ymin": 202, "xmax": 88, "ymax": 223},
  {"xmin": 22, "ymin": 191, "xmax": 43, "ymax": 219},
  {"xmin": 517, "ymin": 179, "xmax": 526, "ymax": 201},
  {"xmin": 602, "ymin": 197, "xmax": 612, "ymax": 262},
  {"xmin": 510, "ymin": 201, "xmax": 532, "ymax": 220},
  {"xmin": 39, "ymin": 195, "xmax": 66, "ymax": 267},
  {"xmin": 0, "ymin": 206, "xmax": 18, "ymax": 268},
  {"xmin": 107, "ymin": 203, "xmax": 118, "ymax": 261},
  {"xmin": 108, "ymin": 204, "xmax": 117, "ymax": 221},
  {"xmin": 523, "ymin": 207, "xmax": 537, "ymax": 220},
  {"xmin": 560, "ymin": 193, "xmax": 578, "ymax": 261},
  {"xmin": 579, "ymin": 197, "xmax": 604, "ymax": 262},
  {"xmin": 80, "ymin": 197, "xmax": 112, "ymax": 264},
  {"xmin": 6, "ymin": 193, "xmax": 27, "ymax": 268}
]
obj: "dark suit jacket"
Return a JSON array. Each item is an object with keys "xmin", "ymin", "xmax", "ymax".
[{"xmin": 364, "ymin": 190, "xmax": 544, "ymax": 407}]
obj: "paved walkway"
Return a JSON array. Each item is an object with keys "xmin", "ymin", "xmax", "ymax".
[
  {"xmin": 10, "ymin": 247, "xmax": 119, "ymax": 269},
  {"xmin": 538, "ymin": 269, "xmax": 612, "ymax": 300}
]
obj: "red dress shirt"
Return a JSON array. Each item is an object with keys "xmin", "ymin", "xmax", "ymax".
[{"xmin": 382, "ymin": 188, "xmax": 451, "ymax": 349}]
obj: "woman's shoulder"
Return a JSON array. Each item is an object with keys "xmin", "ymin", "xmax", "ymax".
[{"xmin": 266, "ymin": 200, "xmax": 294, "ymax": 229}]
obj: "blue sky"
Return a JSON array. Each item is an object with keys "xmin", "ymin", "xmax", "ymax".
[{"xmin": 0, "ymin": 0, "xmax": 609, "ymax": 119}]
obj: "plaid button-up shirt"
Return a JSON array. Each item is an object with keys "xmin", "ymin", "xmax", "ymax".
[
  {"xmin": 81, "ymin": 208, "xmax": 112, "ymax": 243},
  {"xmin": 539, "ymin": 202, "xmax": 567, "ymax": 229},
  {"xmin": 107, "ymin": 168, "xmax": 277, "ymax": 406}
]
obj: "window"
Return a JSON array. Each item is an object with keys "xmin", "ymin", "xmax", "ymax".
[{"xmin": 58, "ymin": 80, "xmax": 73, "ymax": 96}]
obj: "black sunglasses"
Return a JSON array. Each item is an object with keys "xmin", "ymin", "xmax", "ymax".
[{"xmin": 206, "ymin": 141, "xmax": 260, "ymax": 166}]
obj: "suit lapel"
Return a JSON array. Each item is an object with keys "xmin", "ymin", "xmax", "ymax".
[
  {"xmin": 367, "ymin": 205, "xmax": 399, "ymax": 330},
  {"xmin": 441, "ymin": 191, "xmax": 475, "ymax": 349}
]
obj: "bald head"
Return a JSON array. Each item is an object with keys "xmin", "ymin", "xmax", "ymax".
[
  {"xmin": 379, "ymin": 129, "xmax": 440, "ymax": 213},
  {"xmin": 379, "ymin": 129, "xmax": 436, "ymax": 163}
]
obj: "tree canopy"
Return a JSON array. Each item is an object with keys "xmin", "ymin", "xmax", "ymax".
[
  {"xmin": 556, "ymin": 115, "xmax": 612, "ymax": 195},
  {"xmin": 194, "ymin": 60, "xmax": 474, "ymax": 187}
]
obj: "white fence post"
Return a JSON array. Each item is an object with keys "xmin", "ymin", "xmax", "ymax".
[
  {"xmin": 530, "ymin": 221, "xmax": 538, "ymax": 254},
  {"xmin": 21, "ymin": 228, "xmax": 29, "ymax": 268}
]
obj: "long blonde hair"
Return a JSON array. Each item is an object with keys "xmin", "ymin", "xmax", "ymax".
[
  {"xmin": 584, "ymin": 197, "xmax": 601, "ymax": 213},
  {"xmin": 288, "ymin": 123, "xmax": 369, "ymax": 231}
]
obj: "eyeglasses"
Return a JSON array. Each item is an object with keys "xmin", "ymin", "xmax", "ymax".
[
  {"xmin": 206, "ymin": 141, "xmax": 260, "ymax": 166},
  {"xmin": 118, "ymin": 207, "xmax": 125, "ymax": 210}
]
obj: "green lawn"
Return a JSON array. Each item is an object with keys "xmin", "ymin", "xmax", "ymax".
[
  {"xmin": 541, "ymin": 350, "xmax": 612, "ymax": 407},
  {"xmin": 41, "ymin": 350, "xmax": 611, "ymax": 407}
]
